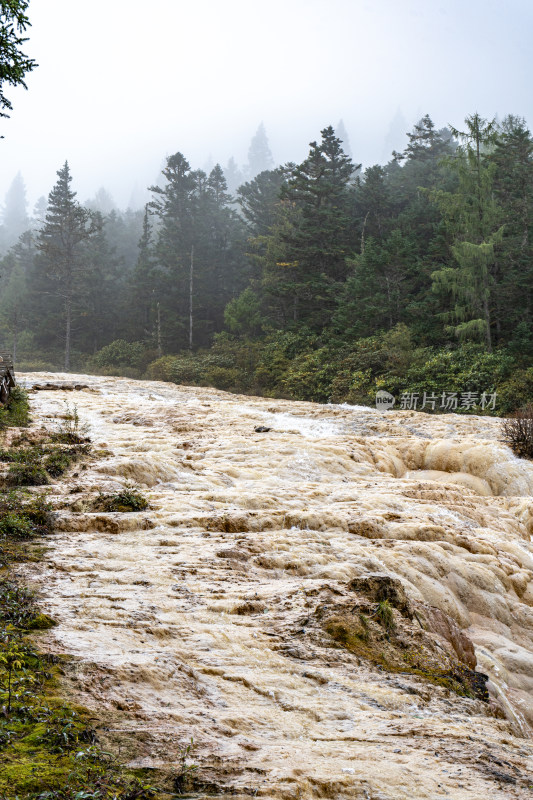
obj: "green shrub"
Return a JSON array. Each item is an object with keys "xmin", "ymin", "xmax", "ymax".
[
  {"xmin": 50, "ymin": 403, "xmax": 90, "ymax": 445},
  {"xmin": 6, "ymin": 462, "xmax": 49, "ymax": 487},
  {"xmin": 95, "ymin": 488, "xmax": 149, "ymax": 512},
  {"xmin": 0, "ymin": 386, "xmax": 30, "ymax": 430},
  {"xmin": 90, "ymin": 339, "xmax": 147, "ymax": 371},
  {"xmin": 0, "ymin": 580, "xmax": 37, "ymax": 626},
  {"xmin": 145, "ymin": 354, "xmax": 176, "ymax": 381},
  {"xmin": 43, "ymin": 450, "xmax": 72, "ymax": 478},
  {"xmin": 0, "ymin": 512, "xmax": 34, "ymax": 539},
  {"xmin": 0, "ymin": 491, "xmax": 52, "ymax": 530}
]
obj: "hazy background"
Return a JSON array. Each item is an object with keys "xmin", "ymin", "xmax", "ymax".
[{"xmin": 1, "ymin": 0, "xmax": 532, "ymax": 209}]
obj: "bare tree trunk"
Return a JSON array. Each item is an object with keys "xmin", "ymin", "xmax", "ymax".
[
  {"xmin": 65, "ymin": 297, "xmax": 71, "ymax": 371},
  {"xmin": 189, "ymin": 246, "xmax": 194, "ymax": 351},
  {"xmin": 361, "ymin": 211, "xmax": 369, "ymax": 254},
  {"xmin": 483, "ymin": 294, "xmax": 492, "ymax": 353},
  {"xmin": 12, "ymin": 309, "xmax": 18, "ymax": 364},
  {"xmin": 156, "ymin": 301, "xmax": 162, "ymax": 358}
]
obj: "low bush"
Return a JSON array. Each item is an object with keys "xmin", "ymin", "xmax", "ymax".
[
  {"xmin": 0, "ymin": 386, "xmax": 30, "ymax": 430},
  {"xmin": 94, "ymin": 487, "xmax": 149, "ymax": 512},
  {"xmin": 502, "ymin": 404, "xmax": 533, "ymax": 459},
  {"xmin": 43, "ymin": 450, "xmax": 73, "ymax": 478},
  {"xmin": 50, "ymin": 403, "xmax": 90, "ymax": 445},
  {"xmin": 6, "ymin": 462, "xmax": 49, "ymax": 487},
  {"xmin": 0, "ymin": 512, "xmax": 34, "ymax": 540},
  {"xmin": 0, "ymin": 580, "xmax": 38, "ymax": 627}
]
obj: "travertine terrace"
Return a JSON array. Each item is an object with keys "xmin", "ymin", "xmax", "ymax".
[{"xmin": 19, "ymin": 373, "xmax": 533, "ymax": 798}]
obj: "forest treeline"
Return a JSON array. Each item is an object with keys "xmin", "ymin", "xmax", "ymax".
[{"xmin": 1, "ymin": 113, "xmax": 533, "ymax": 413}]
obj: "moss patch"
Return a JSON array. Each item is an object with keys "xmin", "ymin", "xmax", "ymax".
[{"xmin": 0, "ymin": 403, "xmax": 160, "ymax": 799}]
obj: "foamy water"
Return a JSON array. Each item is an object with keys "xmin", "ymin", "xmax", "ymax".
[{"xmin": 19, "ymin": 373, "xmax": 533, "ymax": 799}]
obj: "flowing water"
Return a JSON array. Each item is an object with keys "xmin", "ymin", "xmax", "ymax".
[{"xmin": 17, "ymin": 373, "xmax": 533, "ymax": 798}]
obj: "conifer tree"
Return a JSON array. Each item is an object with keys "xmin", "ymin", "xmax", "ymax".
[
  {"xmin": 247, "ymin": 123, "xmax": 274, "ymax": 178},
  {"xmin": 2, "ymin": 172, "xmax": 28, "ymax": 247},
  {"xmin": 431, "ymin": 114, "xmax": 502, "ymax": 349},
  {"xmin": 36, "ymin": 161, "xmax": 99, "ymax": 369},
  {"xmin": 335, "ymin": 119, "xmax": 352, "ymax": 157},
  {"xmin": 0, "ymin": 0, "xmax": 37, "ymax": 123},
  {"xmin": 264, "ymin": 126, "xmax": 357, "ymax": 329}
]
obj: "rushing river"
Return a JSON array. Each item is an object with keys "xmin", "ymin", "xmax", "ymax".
[{"xmin": 18, "ymin": 373, "xmax": 533, "ymax": 799}]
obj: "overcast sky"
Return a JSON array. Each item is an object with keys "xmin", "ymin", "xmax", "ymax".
[{"xmin": 1, "ymin": 0, "xmax": 532, "ymax": 210}]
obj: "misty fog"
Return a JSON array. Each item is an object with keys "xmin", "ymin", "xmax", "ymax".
[{"xmin": 1, "ymin": 0, "xmax": 532, "ymax": 211}]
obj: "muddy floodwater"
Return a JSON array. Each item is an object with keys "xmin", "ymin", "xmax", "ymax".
[{"xmin": 18, "ymin": 373, "xmax": 533, "ymax": 798}]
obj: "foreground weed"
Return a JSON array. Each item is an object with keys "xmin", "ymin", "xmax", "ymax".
[
  {"xmin": 95, "ymin": 487, "xmax": 149, "ymax": 513},
  {"xmin": 172, "ymin": 738, "xmax": 198, "ymax": 795},
  {"xmin": 51, "ymin": 403, "xmax": 90, "ymax": 445},
  {"xmin": 0, "ymin": 386, "xmax": 30, "ymax": 430}
]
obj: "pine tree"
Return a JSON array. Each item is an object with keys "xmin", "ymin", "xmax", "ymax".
[
  {"xmin": 149, "ymin": 154, "xmax": 246, "ymax": 350},
  {"xmin": 36, "ymin": 161, "xmax": 100, "ymax": 369},
  {"xmin": 336, "ymin": 119, "xmax": 352, "ymax": 157},
  {"xmin": 490, "ymin": 116, "xmax": 533, "ymax": 341},
  {"xmin": 0, "ymin": 231, "xmax": 32, "ymax": 360},
  {"xmin": 237, "ymin": 167, "xmax": 287, "ymax": 237},
  {"xmin": 247, "ymin": 123, "xmax": 274, "ymax": 178},
  {"xmin": 224, "ymin": 157, "xmax": 244, "ymax": 194},
  {"xmin": 129, "ymin": 205, "xmax": 156, "ymax": 343},
  {"xmin": 2, "ymin": 172, "xmax": 29, "ymax": 248},
  {"xmin": 431, "ymin": 114, "xmax": 502, "ymax": 349},
  {"xmin": 264, "ymin": 126, "xmax": 357, "ymax": 329},
  {"xmin": 0, "ymin": 1, "xmax": 37, "ymax": 122}
]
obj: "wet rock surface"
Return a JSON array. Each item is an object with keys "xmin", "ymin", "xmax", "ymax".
[{"xmin": 18, "ymin": 372, "xmax": 533, "ymax": 798}]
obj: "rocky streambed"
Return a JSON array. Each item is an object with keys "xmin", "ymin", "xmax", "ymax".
[{"xmin": 18, "ymin": 372, "xmax": 533, "ymax": 798}]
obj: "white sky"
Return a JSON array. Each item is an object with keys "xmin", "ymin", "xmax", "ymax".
[{"xmin": 1, "ymin": 0, "xmax": 532, "ymax": 209}]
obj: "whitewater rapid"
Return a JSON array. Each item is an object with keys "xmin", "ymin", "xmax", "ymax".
[{"xmin": 19, "ymin": 373, "xmax": 533, "ymax": 799}]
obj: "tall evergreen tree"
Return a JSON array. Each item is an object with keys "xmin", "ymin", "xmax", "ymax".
[
  {"xmin": 490, "ymin": 116, "xmax": 533, "ymax": 343},
  {"xmin": 335, "ymin": 119, "xmax": 352, "ymax": 157},
  {"xmin": 247, "ymin": 123, "xmax": 274, "ymax": 178},
  {"xmin": 264, "ymin": 126, "xmax": 357, "ymax": 329},
  {"xmin": 1, "ymin": 171, "xmax": 29, "ymax": 249},
  {"xmin": 36, "ymin": 161, "xmax": 100, "ymax": 369},
  {"xmin": 431, "ymin": 114, "xmax": 502, "ymax": 349},
  {"xmin": 0, "ymin": 0, "xmax": 37, "ymax": 123}
]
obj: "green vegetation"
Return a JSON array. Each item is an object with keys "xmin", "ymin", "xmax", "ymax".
[
  {"xmin": 0, "ymin": 396, "xmax": 159, "ymax": 798},
  {"xmin": 0, "ymin": 386, "xmax": 30, "ymax": 430},
  {"xmin": 324, "ymin": 606, "xmax": 482, "ymax": 699},
  {"xmin": 94, "ymin": 487, "xmax": 149, "ymax": 513},
  {"xmin": 3, "ymin": 115, "xmax": 533, "ymax": 414},
  {"xmin": 0, "ymin": 0, "xmax": 37, "ymax": 122},
  {"xmin": 50, "ymin": 403, "xmax": 90, "ymax": 445},
  {"xmin": 172, "ymin": 738, "xmax": 198, "ymax": 795},
  {"xmin": 374, "ymin": 599, "xmax": 395, "ymax": 632}
]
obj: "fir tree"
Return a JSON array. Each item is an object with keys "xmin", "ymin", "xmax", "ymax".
[
  {"xmin": 2, "ymin": 172, "xmax": 29, "ymax": 248},
  {"xmin": 36, "ymin": 161, "xmax": 100, "ymax": 369},
  {"xmin": 265, "ymin": 126, "xmax": 357, "ymax": 329},
  {"xmin": 0, "ymin": 0, "xmax": 37, "ymax": 122},
  {"xmin": 247, "ymin": 123, "xmax": 274, "ymax": 178},
  {"xmin": 335, "ymin": 119, "xmax": 352, "ymax": 157},
  {"xmin": 431, "ymin": 114, "xmax": 502, "ymax": 349}
]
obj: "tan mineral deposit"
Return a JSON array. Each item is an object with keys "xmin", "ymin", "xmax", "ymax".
[{"xmin": 18, "ymin": 372, "xmax": 533, "ymax": 798}]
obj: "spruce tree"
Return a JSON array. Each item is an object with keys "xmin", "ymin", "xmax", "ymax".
[
  {"xmin": 431, "ymin": 114, "xmax": 503, "ymax": 350},
  {"xmin": 36, "ymin": 161, "xmax": 99, "ymax": 369},
  {"xmin": 2, "ymin": 171, "xmax": 29, "ymax": 247},
  {"xmin": 247, "ymin": 123, "xmax": 274, "ymax": 178},
  {"xmin": 335, "ymin": 119, "xmax": 352, "ymax": 157},
  {"xmin": 0, "ymin": 0, "xmax": 37, "ymax": 122},
  {"xmin": 264, "ymin": 126, "xmax": 357, "ymax": 329},
  {"xmin": 490, "ymin": 116, "xmax": 533, "ymax": 342}
]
